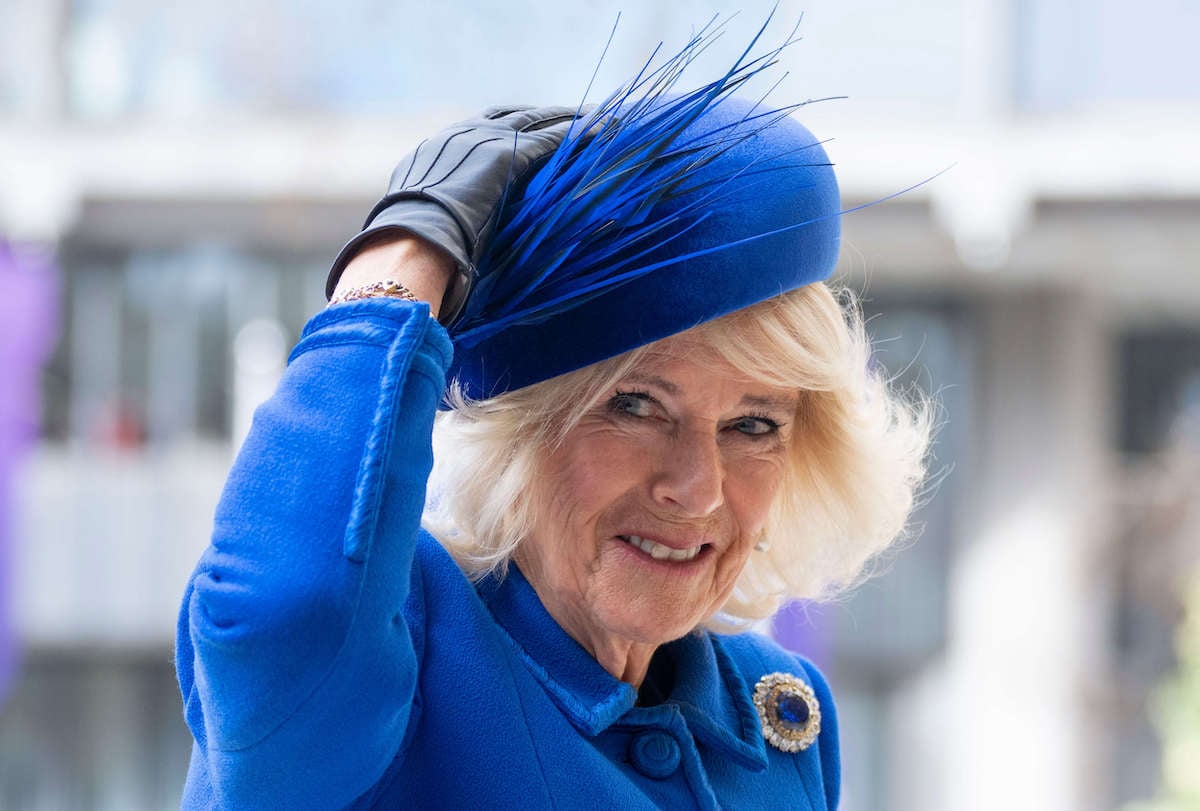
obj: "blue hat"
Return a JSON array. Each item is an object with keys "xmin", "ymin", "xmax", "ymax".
[{"xmin": 446, "ymin": 32, "xmax": 842, "ymax": 400}]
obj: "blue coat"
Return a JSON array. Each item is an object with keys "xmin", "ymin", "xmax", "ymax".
[{"xmin": 176, "ymin": 300, "xmax": 840, "ymax": 809}]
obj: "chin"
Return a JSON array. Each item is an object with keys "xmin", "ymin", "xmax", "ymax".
[{"xmin": 592, "ymin": 593, "xmax": 711, "ymax": 646}]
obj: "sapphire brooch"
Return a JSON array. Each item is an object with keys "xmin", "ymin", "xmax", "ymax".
[{"xmin": 753, "ymin": 672, "xmax": 821, "ymax": 753}]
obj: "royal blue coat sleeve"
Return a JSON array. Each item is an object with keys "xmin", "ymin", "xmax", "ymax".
[{"xmin": 175, "ymin": 300, "xmax": 452, "ymax": 809}]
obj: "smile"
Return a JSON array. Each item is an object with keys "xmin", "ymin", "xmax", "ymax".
[{"xmin": 619, "ymin": 535, "xmax": 704, "ymax": 562}]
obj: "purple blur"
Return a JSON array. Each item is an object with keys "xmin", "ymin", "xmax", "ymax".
[{"xmin": 0, "ymin": 241, "xmax": 59, "ymax": 703}]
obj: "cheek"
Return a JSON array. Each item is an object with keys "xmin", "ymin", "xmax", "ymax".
[
  {"xmin": 542, "ymin": 437, "xmax": 635, "ymax": 531},
  {"xmin": 727, "ymin": 457, "xmax": 787, "ymax": 535}
]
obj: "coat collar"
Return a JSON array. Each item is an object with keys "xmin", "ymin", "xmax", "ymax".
[{"xmin": 477, "ymin": 564, "xmax": 769, "ymax": 771}]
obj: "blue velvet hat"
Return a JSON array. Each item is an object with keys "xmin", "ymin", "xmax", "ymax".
[{"xmin": 446, "ymin": 26, "xmax": 842, "ymax": 400}]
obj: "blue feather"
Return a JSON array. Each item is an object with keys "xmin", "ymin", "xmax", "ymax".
[{"xmin": 451, "ymin": 11, "xmax": 829, "ymax": 346}]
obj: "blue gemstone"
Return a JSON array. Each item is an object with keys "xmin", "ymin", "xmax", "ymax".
[{"xmin": 776, "ymin": 692, "xmax": 810, "ymax": 729}]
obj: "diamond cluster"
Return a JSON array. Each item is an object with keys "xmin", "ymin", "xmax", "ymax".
[{"xmin": 752, "ymin": 672, "xmax": 821, "ymax": 753}]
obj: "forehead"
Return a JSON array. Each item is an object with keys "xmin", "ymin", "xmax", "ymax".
[{"xmin": 626, "ymin": 334, "xmax": 798, "ymax": 407}]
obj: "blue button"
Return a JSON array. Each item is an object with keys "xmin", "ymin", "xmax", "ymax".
[{"xmin": 629, "ymin": 731, "xmax": 681, "ymax": 779}]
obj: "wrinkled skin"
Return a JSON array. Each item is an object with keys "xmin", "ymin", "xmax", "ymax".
[{"xmin": 516, "ymin": 333, "xmax": 798, "ymax": 686}]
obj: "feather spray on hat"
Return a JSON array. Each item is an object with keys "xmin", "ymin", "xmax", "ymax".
[{"xmin": 447, "ymin": 15, "xmax": 845, "ymax": 400}]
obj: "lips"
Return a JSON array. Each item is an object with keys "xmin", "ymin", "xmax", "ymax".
[{"xmin": 618, "ymin": 534, "xmax": 705, "ymax": 562}]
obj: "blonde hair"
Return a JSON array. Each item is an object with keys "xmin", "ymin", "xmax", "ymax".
[{"xmin": 423, "ymin": 282, "xmax": 932, "ymax": 630}]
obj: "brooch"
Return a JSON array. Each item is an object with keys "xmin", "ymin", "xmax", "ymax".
[{"xmin": 753, "ymin": 672, "xmax": 821, "ymax": 753}]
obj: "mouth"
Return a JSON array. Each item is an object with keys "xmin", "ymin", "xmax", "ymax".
[{"xmin": 618, "ymin": 534, "xmax": 706, "ymax": 563}]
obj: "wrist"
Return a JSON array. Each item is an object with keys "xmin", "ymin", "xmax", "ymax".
[{"xmin": 333, "ymin": 233, "xmax": 455, "ymax": 319}]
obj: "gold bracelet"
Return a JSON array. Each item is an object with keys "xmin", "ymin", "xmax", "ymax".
[{"xmin": 329, "ymin": 279, "xmax": 420, "ymax": 306}]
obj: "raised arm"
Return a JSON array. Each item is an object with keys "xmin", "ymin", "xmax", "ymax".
[
  {"xmin": 177, "ymin": 280, "xmax": 451, "ymax": 808},
  {"xmin": 176, "ymin": 107, "xmax": 583, "ymax": 808}
]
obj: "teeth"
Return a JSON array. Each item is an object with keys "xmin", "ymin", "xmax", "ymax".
[{"xmin": 624, "ymin": 535, "xmax": 702, "ymax": 562}]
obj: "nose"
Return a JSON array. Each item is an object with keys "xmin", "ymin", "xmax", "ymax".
[{"xmin": 649, "ymin": 428, "xmax": 725, "ymax": 517}]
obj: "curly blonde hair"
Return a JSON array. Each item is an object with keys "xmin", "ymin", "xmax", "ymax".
[{"xmin": 423, "ymin": 282, "xmax": 932, "ymax": 630}]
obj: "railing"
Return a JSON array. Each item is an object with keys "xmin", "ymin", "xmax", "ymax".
[{"xmin": 12, "ymin": 442, "xmax": 231, "ymax": 648}]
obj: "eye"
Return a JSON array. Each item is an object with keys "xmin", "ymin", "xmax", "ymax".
[
  {"xmin": 608, "ymin": 391, "xmax": 654, "ymax": 418},
  {"xmin": 729, "ymin": 415, "xmax": 782, "ymax": 436}
]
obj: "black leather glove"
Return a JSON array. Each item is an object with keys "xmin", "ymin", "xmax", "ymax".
[{"xmin": 326, "ymin": 106, "xmax": 585, "ymax": 325}]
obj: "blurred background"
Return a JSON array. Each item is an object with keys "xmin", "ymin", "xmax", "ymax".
[{"xmin": 1, "ymin": 1, "xmax": 1198, "ymax": 809}]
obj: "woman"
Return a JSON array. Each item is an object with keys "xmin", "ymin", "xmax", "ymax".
[{"xmin": 176, "ymin": 32, "xmax": 929, "ymax": 810}]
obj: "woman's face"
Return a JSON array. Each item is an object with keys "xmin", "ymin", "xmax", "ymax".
[{"xmin": 517, "ymin": 332, "xmax": 798, "ymax": 658}]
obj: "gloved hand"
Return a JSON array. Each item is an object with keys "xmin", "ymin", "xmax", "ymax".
[{"xmin": 325, "ymin": 106, "xmax": 586, "ymax": 325}]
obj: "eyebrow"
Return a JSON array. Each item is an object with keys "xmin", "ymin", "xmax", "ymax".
[
  {"xmin": 741, "ymin": 393, "xmax": 800, "ymax": 411},
  {"xmin": 622, "ymin": 373, "xmax": 798, "ymax": 411},
  {"xmin": 624, "ymin": 373, "xmax": 679, "ymax": 394}
]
